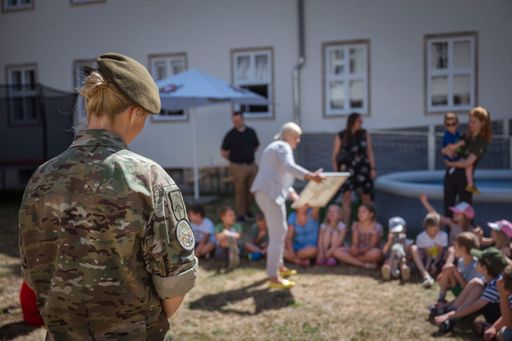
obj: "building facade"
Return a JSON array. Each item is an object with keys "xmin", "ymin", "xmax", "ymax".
[{"xmin": 1, "ymin": 0, "xmax": 511, "ymax": 182}]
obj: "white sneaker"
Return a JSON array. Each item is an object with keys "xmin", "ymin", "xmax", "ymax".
[{"xmin": 422, "ymin": 276, "xmax": 434, "ymax": 289}]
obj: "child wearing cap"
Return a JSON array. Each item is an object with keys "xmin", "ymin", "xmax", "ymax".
[
  {"xmin": 188, "ymin": 203, "xmax": 216, "ymax": 259},
  {"xmin": 482, "ymin": 265, "xmax": 512, "ymax": 341},
  {"xmin": 316, "ymin": 204, "xmax": 346, "ymax": 266},
  {"xmin": 434, "ymin": 247, "xmax": 510, "ymax": 334},
  {"xmin": 410, "ymin": 212, "xmax": 448, "ymax": 288},
  {"xmin": 489, "ymin": 220, "xmax": 512, "ymax": 259},
  {"xmin": 381, "ymin": 216, "xmax": 412, "ymax": 281},
  {"xmin": 215, "ymin": 206, "xmax": 243, "ymax": 269},
  {"xmin": 243, "ymin": 212, "xmax": 269, "ymax": 261},
  {"xmin": 434, "ymin": 232, "xmax": 482, "ymax": 305}
]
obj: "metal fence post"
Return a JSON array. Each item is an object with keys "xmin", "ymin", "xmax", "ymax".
[
  {"xmin": 505, "ymin": 118, "xmax": 511, "ymax": 169},
  {"xmin": 428, "ymin": 124, "xmax": 435, "ymax": 170}
]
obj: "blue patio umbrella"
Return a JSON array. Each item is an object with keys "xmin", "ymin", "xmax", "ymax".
[{"xmin": 156, "ymin": 69, "xmax": 270, "ymax": 199}]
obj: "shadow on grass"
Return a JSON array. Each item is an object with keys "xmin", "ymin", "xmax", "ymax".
[
  {"xmin": 0, "ymin": 321, "xmax": 38, "ymax": 341},
  {"xmin": 189, "ymin": 278, "xmax": 295, "ymax": 316}
]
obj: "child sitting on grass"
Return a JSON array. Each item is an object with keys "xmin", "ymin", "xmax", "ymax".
[
  {"xmin": 435, "ymin": 232, "xmax": 482, "ymax": 305},
  {"xmin": 381, "ymin": 216, "xmax": 411, "ymax": 282},
  {"xmin": 433, "ymin": 247, "xmax": 509, "ymax": 334},
  {"xmin": 410, "ymin": 212, "xmax": 448, "ymax": 288},
  {"xmin": 215, "ymin": 206, "xmax": 243, "ymax": 269},
  {"xmin": 483, "ymin": 265, "xmax": 512, "ymax": 341},
  {"xmin": 284, "ymin": 205, "xmax": 320, "ymax": 267},
  {"xmin": 188, "ymin": 203, "xmax": 216, "ymax": 259},
  {"xmin": 316, "ymin": 204, "xmax": 346, "ymax": 266},
  {"xmin": 488, "ymin": 220, "xmax": 512, "ymax": 259},
  {"xmin": 243, "ymin": 212, "xmax": 268, "ymax": 261},
  {"xmin": 334, "ymin": 203, "xmax": 383, "ymax": 269}
]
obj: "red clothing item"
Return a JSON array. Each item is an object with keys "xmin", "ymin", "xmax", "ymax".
[{"xmin": 19, "ymin": 282, "xmax": 44, "ymax": 326}]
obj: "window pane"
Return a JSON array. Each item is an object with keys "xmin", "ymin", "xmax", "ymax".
[
  {"xmin": 349, "ymin": 47, "xmax": 364, "ymax": 74},
  {"xmin": 170, "ymin": 60, "xmax": 184, "ymax": 75},
  {"xmin": 25, "ymin": 70, "xmax": 36, "ymax": 89},
  {"xmin": 453, "ymin": 41, "xmax": 470, "ymax": 68},
  {"xmin": 11, "ymin": 71, "xmax": 22, "ymax": 90},
  {"xmin": 7, "ymin": 0, "xmax": 17, "ymax": 7},
  {"xmin": 329, "ymin": 49, "xmax": 344, "ymax": 75},
  {"xmin": 453, "ymin": 75, "xmax": 470, "ymax": 105},
  {"xmin": 235, "ymin": 55, "xmax": 250, "ymax": 81},
  {"xmin": 26, "ymin": 97, "xmax": 38, "ymax": 120},
  {"xmin": 349, "ymin": 80, "xmax": 364, "ymax": 109},
  {"xmin": 431, "ymin": 76, "xmax": 448, "ymax": 106},
  {"xmin": 11, "ymin": 98, "xmax": 24, "ymax": 121},
  {"xmin": 431, "ymin": 42, "xmax": 448, "ymax": 69},
  {"xmin": 21, "ymin": 0, "xmax": 32, "ymax": 5},
  {"xmin": 154, "ymin": 61, "xmax": 167, "ymax": 81},
  {"xmin": 241, "ymin": 84, "xmax": 269, "ymax": 113},
  {"xmin": 329, "ymin": 81, "xmax": 345, "ymax": 110},
  {"xmin": 254, "ymin": 54, "xmax": 269, "ymax": 81}
]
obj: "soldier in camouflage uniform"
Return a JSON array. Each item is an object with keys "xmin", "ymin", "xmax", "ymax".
[{"xmin": 19, "ymin": 53, "xmax": 197, "ymax": 340}]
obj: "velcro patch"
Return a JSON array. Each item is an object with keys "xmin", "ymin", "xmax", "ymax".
[{"xmin": 176, "ymin": 219, "xmax": 195, "ymax": 251}]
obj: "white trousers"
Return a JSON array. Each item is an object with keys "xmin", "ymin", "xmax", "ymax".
[{"xmin": 255, "ymin": 191, "xmax": 287, "ymax": 278}]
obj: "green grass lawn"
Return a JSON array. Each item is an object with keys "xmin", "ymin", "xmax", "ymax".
[{"xmin": 0, "ymin": 194, "xmax": 482, "ymax": 340}]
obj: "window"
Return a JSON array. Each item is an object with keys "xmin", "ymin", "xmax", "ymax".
[
  {"xmin": 426, "ymin": 33, "xmax": 477, "ymax": 113},
  {"xmin": 73, "ymin": 59, "xmax": 95, "ymax": 126},
  {"xmin": 6, "ymin": 65, "xmax": 38, "ymax": 125},
  {"xmin": 231, "ymin": 48, "xmax": 273, "ymax": 118},
  {"xmin": 323, "ymin": 40, "xmax": 369, "ymax": 116},
  {"xmin": 2, "ymin": 0, "xmax": 33, "ymax": 11},
  {"xmin": 148, "ymin": 53, "xmax": 187, "ymax": 121}
]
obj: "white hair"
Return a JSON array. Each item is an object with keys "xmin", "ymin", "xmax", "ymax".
[{"xmin": 274, "ymin": 122, "xmax": 302, "ymax": 140}]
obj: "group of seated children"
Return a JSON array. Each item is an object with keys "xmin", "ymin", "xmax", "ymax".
[
  {"xmin": 188, "ymin": 203, "xmax": 268, "ymax": 269},
  {"xmin": 188, "ymin": 198, "xmax": 512, "ymax": 338}
]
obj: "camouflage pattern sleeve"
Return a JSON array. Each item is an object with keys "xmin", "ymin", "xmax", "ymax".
[{"xmin": 142, "ymin": 181, "xmax": 198, "ymax": 299}]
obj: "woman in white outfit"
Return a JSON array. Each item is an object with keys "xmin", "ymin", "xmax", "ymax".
[{"xmin": 251, "ymin": 122, "xmax": 323, "ymax": 289}]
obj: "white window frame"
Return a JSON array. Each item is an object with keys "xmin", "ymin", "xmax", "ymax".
[
  {"xmin": 72, "ymin": 59, "xmax": 96, "ymax": 127},
  {"xmin": 6, "ymin": 64, "xmax": 39, "ymax": 126},
  {"xmin": 2, "ymin": 0, "xmax": 33, "ymax": 11},
  {"xmin": 323, "ymin": 40, "xmax": 369, "ymax": 117},
  {"xmin": 425, "ymin": 33, "xmax": 477, "ymax": 114},
  {"xmin": 148, "ymin": 53, "xmax": 188, "ymax": 122},
  {"xmin": 231, "ymin": 48, "xmax": 274, "ymax": 119}
]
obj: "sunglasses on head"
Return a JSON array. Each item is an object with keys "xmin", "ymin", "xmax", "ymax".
[{"xmin": 446, "ymin": 122, "xmax": 457, "ymax": 127}]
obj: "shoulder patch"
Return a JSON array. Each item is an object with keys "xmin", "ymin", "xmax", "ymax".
[
  {"xmin": 169, "ymin": 190, "xmax": 187, "ymax": 221},
  {"xmin": 176, "ymin": 219, "xmax": 195, "ymax": 251}
]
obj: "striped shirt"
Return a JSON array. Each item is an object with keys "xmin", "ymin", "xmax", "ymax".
[{"xmin": 481, "ymin": 276, "xmax": 512, "ymax": 305}]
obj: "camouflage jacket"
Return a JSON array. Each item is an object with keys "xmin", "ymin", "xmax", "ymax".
[{"xmin": 19, "ymin": 129, "xmax": 197, "ymax": 340}]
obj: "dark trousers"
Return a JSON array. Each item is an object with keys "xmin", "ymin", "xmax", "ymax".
[{"xmin": 443, "ymin": 168, "xmax": 473, "ymax": 218}]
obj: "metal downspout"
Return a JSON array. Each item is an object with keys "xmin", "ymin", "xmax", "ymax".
[{"xmin": 292, "ymin": 0, "xmax": 305, "ymax": 126}]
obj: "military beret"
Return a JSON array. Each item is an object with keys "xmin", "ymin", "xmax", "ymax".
[{"xmin": 96, "ymin": 52, "xmax": 161, "ymax": 114}]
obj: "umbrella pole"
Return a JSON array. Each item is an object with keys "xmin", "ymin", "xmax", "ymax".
[{"xmin": 191, "ymin": 108, "xmax": 200, "ymax": 200}]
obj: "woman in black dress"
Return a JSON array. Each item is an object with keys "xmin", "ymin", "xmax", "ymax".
[{"xmin": 332, "ymin": 113, "xmax": 377, "ymax": 223}]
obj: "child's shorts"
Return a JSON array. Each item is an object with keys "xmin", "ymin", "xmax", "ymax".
[
  {"xmin": 450, "ymin": 284, "xmax": 463, "ymax": 297},
  {"xmin": 499, "ymin": 327, "xmax": 512, "ymax": 341},
  {"xmin": 293, "ymin": 242, "xmax": 316, "ymax": 253}
]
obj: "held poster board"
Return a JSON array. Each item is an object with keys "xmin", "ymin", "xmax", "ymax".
[{"xmin": 291, "ymin": 172, "xmax": 350, "ymax": 209}]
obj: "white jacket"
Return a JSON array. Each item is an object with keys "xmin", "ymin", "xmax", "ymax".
[{"xmin": 250, "ymin": 140, "xmax": 309, "ymax": 205}]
